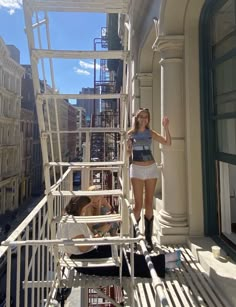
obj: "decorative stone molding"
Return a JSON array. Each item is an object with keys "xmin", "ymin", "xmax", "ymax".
[
  {"xmin": 136, "ymin": 72, "xmax": 153, "ymax": 87},
  {"xmin": 155, "ymin": 35, "xmax": 184, "ymax": 59}
]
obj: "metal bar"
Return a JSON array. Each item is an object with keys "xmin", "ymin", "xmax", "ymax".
[
  {"xmin": 35, "ymin": 9, "xmax": 57, "ymax": 185},
  {"xmin": 46, "ymin": 127, "xmax": 123, "ymax": 133},
  {"xmin": 46, "ymin": 161, "xmax": 124, "ymax": 166},
  {"xmin": 126, "ymin": 199, "xmax": 169, "ymax": 307},
  {"xmin": 40, "ymin": 93, "xmax": 121, "ymax": 100},
  {"xmin": 26, "ymin": 0, "xmax": 129, "ymax": 13},
  {"xmin": 16, "ymin": 245, "xmax": 21, "ymax": 307},
  {"xmin": 2, "ymin": 236, "xmax": 141, "ymax": 247},
  {"xmin": 50, "ymin": 189, "xmax": 123, "ymax": 196},
  {"xmin": 55, "ymin": 214, "xmax": 122, "ymax": 223},
  {"xmin": 24, "ymin": 236, "xmax": 30, "ymax": 307},
  {"xmin": 6, "ymin": 249, "xmax": 12, "ymax": 307},
  {"xmin": 32, "ymin": 18, "xmax": 47, "ymax": 28},
  {"xmin": 32, "ymin": 49, "xmax": 128, "ymax": 60}
]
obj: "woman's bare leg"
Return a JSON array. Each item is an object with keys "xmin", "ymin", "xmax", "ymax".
[
  {"xmin": 131, "ymin": 178, "xmax": 144, "ymax": 221},
  {"xmin": 144, "ymin": 178, "xmax": 157, "ymax": 219}
]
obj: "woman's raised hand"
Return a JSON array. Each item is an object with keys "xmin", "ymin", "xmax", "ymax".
[{"xmin": 162, "ymin": 116, "xmax": 169, "ymax": 128}]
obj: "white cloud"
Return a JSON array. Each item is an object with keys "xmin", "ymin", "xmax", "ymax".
[
  {"xmin": 79, "ymin": 60, "xmax": 100, "ymax": 70},
  {"xmin": 73, "ymin": 67, "xmax": 90, "ymax": 76},
  {"xmin": 0, "ymin": 0, "xmax": 22, "ymax": 14}
]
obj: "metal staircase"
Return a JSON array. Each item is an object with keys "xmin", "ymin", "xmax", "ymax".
[
  {"xmin": 20, "ymin": 0, "xmax": 148, "ymax": 306},
  {"xmin": 0, "ymin": 1, "xmax": 232, "ymax": 307}
]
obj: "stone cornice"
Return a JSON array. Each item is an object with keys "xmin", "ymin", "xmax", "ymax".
[
  {"xmin": 136, "ymin": 72, "xmax": 153, "ymax": 87},
  {"xmin": 0, "ymin": 37, "xmax": 10, "ymax": 58},
  {"xmin": 154, "ymin": 35, "xmax": 184, "ymax": 59},
  {"xmin": 2, "ymin": 56, "xmax": 25, "ymax": 77}
]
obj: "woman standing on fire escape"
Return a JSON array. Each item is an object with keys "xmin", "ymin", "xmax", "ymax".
[{"xmin": 127, "ymin": 108, "xmax": 171, "ymax": 251}]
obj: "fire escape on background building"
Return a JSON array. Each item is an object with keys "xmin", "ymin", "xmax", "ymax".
[{"xmin": 91, "ymin": 16, "xmax": 122, "ymax": 190}]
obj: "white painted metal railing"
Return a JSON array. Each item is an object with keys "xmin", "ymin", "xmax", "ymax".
[
  {"xmin": 0, "ymin": 1, "xmax": 169, "ymax": 306},
  {"xmin": 1, "ymin": 192, "xmax": 169, "ymax": 307}
]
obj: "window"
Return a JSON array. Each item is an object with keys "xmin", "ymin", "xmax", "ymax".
[{"xmin": 202, "ymin": 0, "xmax": 236, "ymax": 242}]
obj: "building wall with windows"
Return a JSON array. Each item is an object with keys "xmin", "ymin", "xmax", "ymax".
[
  {"xmin": 19, "ymin": 108, "xmax": 33, "ymax": 204},
  {"xmin": 21, "ymin": 65, "xmax": 43, "ymax": 196},
  {"xmin": 0, "ymin": 37, "xmax": 24, "ymax": 214},
  {"xmin": 125, "ymin": 0, "xmax": 236, "ymax": 252},
  {"xmin": 77, "ymin": 87, "xmax": 100, "ymax": 121}
]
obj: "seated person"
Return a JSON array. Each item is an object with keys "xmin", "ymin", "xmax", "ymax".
[
  {"xmin": 57, "ymin": 196, "xmax": 181, "ymax": 279},
  {"xmin": 87, "ymin": 185, "xmax": 119, "ymax": 236}
]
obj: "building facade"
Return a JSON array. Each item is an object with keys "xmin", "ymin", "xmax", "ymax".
[
  {"xmin": 19, "ymin": 108, "xmax": 33, "ymax": 204},
  {"xmin": 21, "ymin": 65, "xmax": 43, "ymax": 197},
  {"xmin": 77, "ymin": 87, "xmax": 100, "ymax": 121},
  {"xmin": 67, "ymin": 103, "xmax": 77, "ymax": 162},
  {"xmin": 121, "ymin": 0, "xmax": 236, "ymax": 301},
  {"xmin": 74, "ymin": 106, "xmax": 86, "ymax": 159},
  {"xmin": 0, "ymin": 37, "xmax": 24, "ymax": 214}
]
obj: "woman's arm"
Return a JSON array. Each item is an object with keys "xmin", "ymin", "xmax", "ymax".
[
  {"xmin": 151, "ymin": 116, "xmax": 171, "ymax": 146},
  {"xmin": 94, "ymin": 222, "xmax": 112, "ymax": 236},
  {"xmin": 72, "ymin": 234, "xmax": 92, "ymax": 253},
  {"xmin": 72, "ymin": 230, "xmax": 109, "ymax": 253}
]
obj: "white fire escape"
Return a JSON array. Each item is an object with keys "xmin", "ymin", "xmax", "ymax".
[
  {"xmin": 18, "ymin": 0, "xmax": 167, "ymax": 306},
  {"xmin": 0, "ymin": 1, "xmax": 231, "ymax": 307}
]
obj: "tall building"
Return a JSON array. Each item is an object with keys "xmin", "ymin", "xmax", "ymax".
[
  {"xmin": 0, "ymin": 37, "xmax": 24, "ymax": 214},
  {"xmin": 6, "ymin": 45, "xmax": 20, "ymax": 64},
  {"xmin": 67, "ymin": 103, "xmax": 77, "ymax": 162},
  {"xmin": 19, "ymin": 108, "xmax": 33, "ymax": 203},
  {"xmin": 77, "ymin": 87, "xmax": 100, "ymax": 121},
  {"xmin": 21, "ymin": 65, "xmax": 43, "ymax": 196},
  {"xmin": 73, "ymin": 106, "xmax": 86, "ymax": 159},
  {"xmin": 42, "ymin": 83, "xmax": 77, "ymax": 168}
]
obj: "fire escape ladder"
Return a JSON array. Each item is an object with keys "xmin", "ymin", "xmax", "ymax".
[{"xmin": 21, "ymin": 0, "xmax": 168, "ymax": 306}]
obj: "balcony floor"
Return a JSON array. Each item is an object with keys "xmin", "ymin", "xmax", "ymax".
[{"xmin": 64, "ymin": 244, "xmax": 231, "ymax": 307}]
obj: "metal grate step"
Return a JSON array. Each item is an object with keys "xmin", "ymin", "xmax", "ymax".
[
  {"xmin": 133, "ymin": 245, "xmax": 230, "ymax": 307},
  {"xmin": 62, "ymin": 245, "xmax": 231, "ymax": 307}
]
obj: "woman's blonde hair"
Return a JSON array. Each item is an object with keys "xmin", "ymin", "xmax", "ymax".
[{"xmin": 129, "ymin": 108, "xmax": 150, "ymax": 133}]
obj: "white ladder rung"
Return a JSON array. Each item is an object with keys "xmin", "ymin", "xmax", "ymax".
[
  {"xmin": 51, "ymin": 189, "xmax": 123, "ymax": 196},
  {"xmin": 60, "ymin": 257, "xmax": 119, "ymax": 268},
  {"xmin": 40, "ymin": 93, "xmax": 122, "ymax": 100},
  {"xmin": 32, "ymin": 49, "xmax": 128, "ymax": 60},
  {"xmin": 28, "ymin": 0, "xmax": 129, "ymax": 14},
  {"xmin": 47, "ymin": 128, "xmax": 123, "ymax": 133},
  {"xmin": 46, "ymin": 161, "xmax": 124, "ymax": 167},
  {"xmin": 54, "ymin": 214, "xmax": 122, "ymax": 223}
]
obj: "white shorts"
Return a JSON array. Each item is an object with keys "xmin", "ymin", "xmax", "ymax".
[{"xmin": 130, "ymin": 163, "xmax": 159, "ymax": 180}]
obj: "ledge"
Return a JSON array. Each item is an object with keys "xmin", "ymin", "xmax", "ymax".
[{"xmin": 188, "ymin": 236, "xmax": 236, "ymax": 306}]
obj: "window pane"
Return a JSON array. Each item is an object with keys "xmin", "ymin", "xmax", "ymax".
[
  {"xmin": 217, "ymin": 118, "xmax": 236, "ymax": 154},
  {"xmin": 212, "ymin": 0, "xmax": 236, "ymax": 45},
  {"xmin": 217, "ymin": 100, "xmax": 236, "ymax": 114},
  {"xmin": 214, "ymin": 56, "xmax": 236, "ymax": 95}
]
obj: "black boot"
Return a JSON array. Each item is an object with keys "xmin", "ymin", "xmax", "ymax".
[{"xmin": 144, "ymin": 216, "xmax": 154, "ymax": 252}]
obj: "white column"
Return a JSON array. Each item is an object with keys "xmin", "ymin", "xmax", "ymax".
[{"xmin": 157, "ymin": 36, "xmax": 188, "ymax": 244}]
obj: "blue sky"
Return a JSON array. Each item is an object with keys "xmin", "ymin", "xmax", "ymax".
[{"xmin": 0, "ymin": 1, "xmax": 106, "ymax": 94}]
